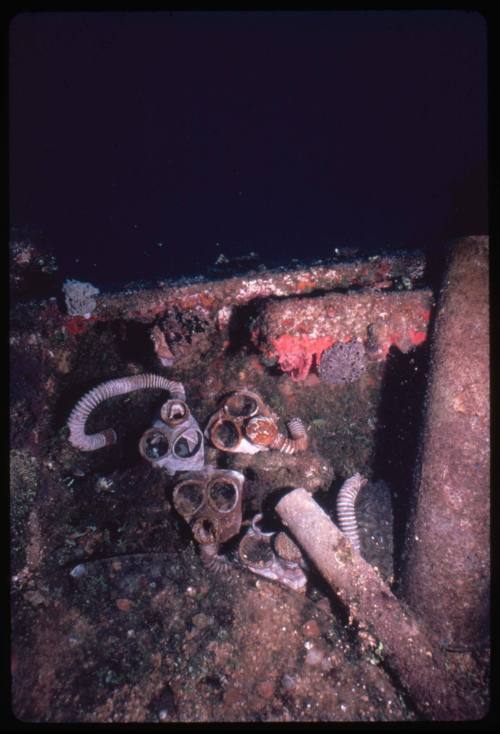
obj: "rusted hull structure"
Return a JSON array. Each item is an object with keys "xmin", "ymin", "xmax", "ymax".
[
  {"xmin": 91, "ymin": 251, "xmax": 426, "ymax": 323},
  {"xmin": 251, "ymin": 289, "xmax": 432, "ymax": 380},
  {"xmin": 401, "ymin": 237, "xmax": 490, "ymax": 650},
  {"xmin": 57, "ymin": 253, "xmax": 431, "ymax": 378}
]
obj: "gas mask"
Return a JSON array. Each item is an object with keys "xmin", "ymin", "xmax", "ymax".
[
  {"xmin": 139, "ymin": 398, "xmax": 205, "ymax": 476},
  {"xmin": 205, "ymin": 389, "xmax": 308, "ymax": 455},
  {"xmin": 237, "ymin": 513, "xmax": 307, "ymax": 592},
  {"xmin": 172, "ymin": 468, "xmax": 244, "ymax": 571}
]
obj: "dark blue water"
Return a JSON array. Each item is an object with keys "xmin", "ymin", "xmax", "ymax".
[{"xmin": 9, "ymin": 11, "xmax": 487, "ymax": 289}]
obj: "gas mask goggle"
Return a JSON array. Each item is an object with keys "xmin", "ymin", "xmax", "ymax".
[
  {"xmin": 139, "ymin": 398, "xmax": 205, "ymax": 476},
  {"xmin": 172, "ymin": 468, "xmax": 244, "ymax": 571},
  {"xmin": 237, "ymin": 513, "xmax": 307, "ymax": 592},
  {"xmin": 205, "ymin": 389, "xmax": 308, "ymax": 455}
]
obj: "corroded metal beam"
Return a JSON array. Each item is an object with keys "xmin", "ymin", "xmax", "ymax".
[
  {"xmin": 401, "ymin": 236, "xmax": 490, "ymax": 650},
  {"xmin": 91, "ymin": 251, "xmax": 426, "ymax": 323}
]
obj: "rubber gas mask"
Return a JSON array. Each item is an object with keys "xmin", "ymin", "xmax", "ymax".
[
  {"xmin": 205, "ymin": 389, "xmax": 308, "ymax": 455},
  {"xmin": 172, "ymin": 468, "xmax": 244, "ymax": 571},
  {"xmin": 139, "ymin": 398, "xmax": 205, "ymax": 476}
]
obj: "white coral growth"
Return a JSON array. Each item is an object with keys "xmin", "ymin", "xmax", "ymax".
[{"xmin": 62, "ymin": 279, "xmax": 100, "ymax": 317}]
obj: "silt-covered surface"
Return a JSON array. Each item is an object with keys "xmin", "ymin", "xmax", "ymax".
[{"xmin": 10, "ymin": 248, "xmax": 489, "ymax": 722}]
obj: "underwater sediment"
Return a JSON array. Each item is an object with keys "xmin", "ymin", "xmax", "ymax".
[{"xmin": 10, "ymin": 240, "xmax": 489, "ymax": 722}]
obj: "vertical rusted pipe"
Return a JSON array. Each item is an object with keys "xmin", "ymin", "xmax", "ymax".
[{"xmin": 401, "ymin": 237, "xmax": 490, "ymax": 649}]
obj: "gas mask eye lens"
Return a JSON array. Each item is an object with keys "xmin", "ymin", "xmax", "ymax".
[
  {"xmin": 173, "ymin": 481, "xmax": 205, "ymax": 515},
  {"xmin": 174, "ymin": 438, "xmax": 190, "ymax": 458},
  {"xmin": 213, "ymin": 420, "xmax": 239, "ymax": 448},
  {"xmin": 208, "ymin": 480, "xmax": 238, "ymax": 512},
  {"xmin": 142, "ymin": 430, "xmax": 169, "ymax": 460},
  {"xmin": 173, "ymin": 429, "xmax": 202, "ymax": 458},
  {"xmin": 225, "ymin": 393, "xmax": 259, "ymax": 417}
]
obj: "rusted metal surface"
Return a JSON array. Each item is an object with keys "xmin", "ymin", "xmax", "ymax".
[
  {"xmin": 401, "ymin": 237, "xmax": 490, "ymax": 650},
  {"xmin": 251, "ymin": 289, "xmax": 433, "ymax": 380},
  {"xmin": 88, "ymin": 252, "xmax": 426, "ymax": 324},
  {"xmin": 36, "ymin": 251, "xmax": 429, "ymax": 370}
]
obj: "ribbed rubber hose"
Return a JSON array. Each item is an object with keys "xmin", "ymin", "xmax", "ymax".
[
  {"xmin": 270, "ymin": 417, "xmax": 308, "ymax": 454},
  {"xmin": 336, "ymin": 473, "xmax": 367, "ymax": 553},
  {"xmin": 200, "ymin": 543, "xmax": 233, "ymax": 574},
  {"xmin": 67, "ymin": 374, "xmax": 186, "ymax": 451}
]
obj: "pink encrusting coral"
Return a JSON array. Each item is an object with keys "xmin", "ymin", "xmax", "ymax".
[
  {"xmin": 252, "ymin": 290, "xmax": 433, "ymax": 380},
  {"xmin": 274, "ymin": 335, "xmax": 335, "ymax": 381}
]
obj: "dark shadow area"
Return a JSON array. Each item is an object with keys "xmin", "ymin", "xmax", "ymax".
[
  {"xmin": 225, "ymin": 298, "xmax": 266, "ymax": 354},
  {"xmin": 438, "ymin": 159, "xmax": 489, "ymax": 243},
  {"xmin": 314, "ymin": 476, "xmax": 342, "ymax": 518},
  {"xmin": 371, "ymin": 344, "xmax": 430, "ymax": 582},
  {"xmin": 264, "ymin": 486, "xmax": 302, "ymax": 527},
  {"xmin": 423, "ymin": 240, "xmax": 454, "ymax": 294},
  {"xmin": 370, "ymin": 244, "xmax": 453, "ymax": 584},
  {"xmin": 115, "ymin": 320, "xmax": 159, "ymax": 370}
]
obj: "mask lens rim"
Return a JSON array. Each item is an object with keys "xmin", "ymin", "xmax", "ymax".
[
  {"xmin": 207, "ymin": 477, "xmax": 239, "ymax": 513},
  {"xmin": 172, "ymin": 428, "xmax": 203, "ymax": 458},
  {"xmin": 139, "ymin": 427, "xmax": 170, "ymax": 462},
  {"xmin": 210, "ymin": 418, "xmax": 242, "ymax": 450},
  {"xmin": 224, "ymin": 391, "xmax": 260, "ymax": 418},
  {"xmin": 172, "ymin": 479, "xmax": 205, "ymax": 516},
  {"xmin": 160, "ymin": 399, "xmax": 190, "ymax": 426}
]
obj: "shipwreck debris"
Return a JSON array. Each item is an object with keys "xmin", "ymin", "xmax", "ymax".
[
  {"xmin": 401, "ymin": 236, "xmax": 490, "ymax": 650},
  {"xmin": 276, "ymin": 487, "xmax": 487, "ymax": 721},
  {"xmin": 251, "ymin": 289, "xmax": 433, "ymax": 381}
]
